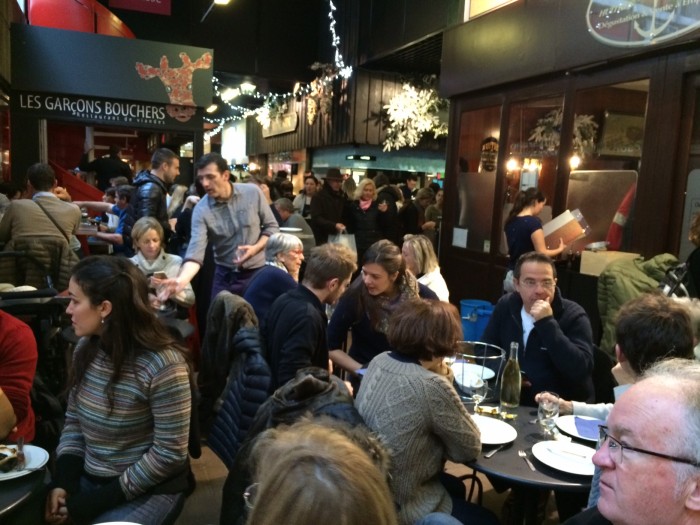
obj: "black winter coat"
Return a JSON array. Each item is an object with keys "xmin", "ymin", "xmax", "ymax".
[
  {"xmin": 199, "ymin": 291, "xmax": 271, "ymax": 475},
  {"xmin": 377, "ymin": 185, "xmax": 402, "ymax": 245},
  {"xmin": 346, "ymin": 200, "xmax": 386, "ymax": 263},
  {"xmin": 310, "ymin": 184, "xmax": 347, "ymax": 244},
  {"xmin": 219, "ymin": 368, "xmax": 372, "ymax": 525},
  {"xmin": 132, "ymin": 170, "xmax": 170, "ymax": 239}
]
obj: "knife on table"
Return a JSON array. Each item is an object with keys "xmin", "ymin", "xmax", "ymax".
[{"xmin": 484, "ymin": 444, "xmax": 506, "ymax": 458}]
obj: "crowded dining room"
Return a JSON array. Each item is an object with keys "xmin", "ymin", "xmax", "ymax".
[{"xmin": 1, "ymin": 1, "xmax": 700, "ymax": 524}]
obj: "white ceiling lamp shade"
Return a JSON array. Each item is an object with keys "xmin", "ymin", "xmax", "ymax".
[{"xmin": 201, "ymin": 0, "xmax": 233, "ymax": 22}]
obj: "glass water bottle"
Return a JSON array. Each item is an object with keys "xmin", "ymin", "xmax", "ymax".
[{"xmin": 499, "ymin": 342, "xmax": 521, "ymax": 418}]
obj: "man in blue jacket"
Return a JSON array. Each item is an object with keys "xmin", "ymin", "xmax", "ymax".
[{"xmin": 483, "ymin": 251, "xmax": 594, "ymax": 405}]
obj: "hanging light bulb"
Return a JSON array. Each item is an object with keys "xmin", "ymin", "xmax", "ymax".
[{"xmin": 569, "ymin": 153, "xmax": 582, "ymax": 170}]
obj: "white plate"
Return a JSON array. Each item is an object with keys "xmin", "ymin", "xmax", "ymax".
[
  {"xmin": 0, "ymin": 444, "xmax": 49, "ymax": 481},
  {"xmin": 531, "ymin": 441, "xmax": 595, "ymax": 476},
  {"xmin": 94, "ymin": 522, "xmax": 143, "ymax": 525},
  {"xmin": 451, "ymin": 362, "xmax": 495, "ymax": 389},
  {"xmin": 279, "ymin": 227, "xmax": 303, "ymax": 232},
  {"xmin": 472, "ymin": 414, "xmax": 518, "ymax": 445},
  {"xmin": 556, "ymin": 415, "xmax": 603, "ymax": 442}
]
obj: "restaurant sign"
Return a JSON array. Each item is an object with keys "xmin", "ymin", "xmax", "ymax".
[
  {"xmin": 587, "ymin": 0, "xmax": 700, "ymax": 47},
  {"xmin": 13, "ymin": 92, "xmax": 203, "ymax": 131}
]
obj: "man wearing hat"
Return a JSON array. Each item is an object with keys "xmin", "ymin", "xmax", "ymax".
[{"xmin": 310, "ymin": 167, "xmax": 348, "ymax": 244}]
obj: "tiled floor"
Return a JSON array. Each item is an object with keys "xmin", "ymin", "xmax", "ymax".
[{"xmin": 176, "ymin": 446, "xmax": 561, "ymax": 525}]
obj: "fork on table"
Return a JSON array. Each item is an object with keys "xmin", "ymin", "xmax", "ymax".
[{"xmin": 518, "ymin": 449, "xmax": 536, "ymax": 471}]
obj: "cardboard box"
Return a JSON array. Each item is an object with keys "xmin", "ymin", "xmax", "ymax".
[{"xmin": 580, "ymin": 250, "xmax": 641, "ymax": 277}]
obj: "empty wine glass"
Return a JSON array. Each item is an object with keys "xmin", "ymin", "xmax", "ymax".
[
  {"xmin": 537, "ymin": 391, "xmax": 560, "ymax": 438},
  {"xmin": 471, "ymin": 377, "xmax": 488, "ymax": 415}
]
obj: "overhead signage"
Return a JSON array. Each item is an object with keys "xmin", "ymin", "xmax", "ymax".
[
  {"xmin": 13, "ymin": 92, "xmax": 203, "ymax": 131},
  {"xmin": 587, "ymin": 0, "xmax": 700, "ymax": 47},
  {"xmin": 11, "ymin": 25, "xmax": 212, "ymax": 109},
  {"xmin": 109, "ymin": 0, "xmax": 171, "ymax": 16}
]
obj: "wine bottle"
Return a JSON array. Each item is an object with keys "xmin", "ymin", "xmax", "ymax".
[{"xmin": 499, "ymin": 342, "xmax": 522, "ymax": 417}]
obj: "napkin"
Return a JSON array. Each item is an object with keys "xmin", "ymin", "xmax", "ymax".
[{"xmin": 574, "ymin": 416, "xmax": 602, "ymax": 440}]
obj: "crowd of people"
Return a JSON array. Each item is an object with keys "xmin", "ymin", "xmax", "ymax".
[{"xmin": 1, "ymin": 153, "xmax": 699, "ymax": 525}]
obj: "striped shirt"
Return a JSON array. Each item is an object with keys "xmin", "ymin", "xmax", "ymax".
[{"xmin": 57, "ymin": 343, "xmax": 191, "ymax": 499}]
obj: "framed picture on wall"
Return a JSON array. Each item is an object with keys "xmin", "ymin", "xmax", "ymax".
[{"xmin": 597, "ymin": 111, "xmax": 645, "ymax": 158}]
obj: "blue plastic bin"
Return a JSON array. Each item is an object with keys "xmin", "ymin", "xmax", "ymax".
[{"xmin": 460, "ymin": 299, "xmax": 494, "ymax": 341}]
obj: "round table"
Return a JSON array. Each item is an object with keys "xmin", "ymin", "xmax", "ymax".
[
  {"xmin": 466, "ymin": 405, "xmax": 595, "ymax": 523},
  {"xmin": 467, "ymin": 405, "xmax": 594, "ymax": 492},
  {"xmin": 0, "ymin": 468, "xmax": 46, "ymax": 519}
]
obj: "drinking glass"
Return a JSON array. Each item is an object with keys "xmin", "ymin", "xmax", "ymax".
[
  {"xmin": 471, "ymin": 377, "xmax": 488, "ymax": 414},
  {"xmin": 537, "ymin": 391, "xmax": 560, "ymax": 437}
]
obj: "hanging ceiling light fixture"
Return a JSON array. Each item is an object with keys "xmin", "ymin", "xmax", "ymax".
[{"xmin": 201, "ymin": 0, "xmax": 232, "ymax": 23}]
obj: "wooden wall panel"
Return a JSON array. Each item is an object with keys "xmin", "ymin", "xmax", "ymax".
[{"xmin": 247, "ymin": 70, "xmax": 404, "ymax": 155}]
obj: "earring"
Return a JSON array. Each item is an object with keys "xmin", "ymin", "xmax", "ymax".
[{"xmin": 101, "ymin": 317, "xmax": 105, "ymax": 325}]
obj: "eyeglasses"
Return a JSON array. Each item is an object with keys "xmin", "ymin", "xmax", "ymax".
[
  {"xmin": 518, "ymin": 278, "xmax": 555, "ymax": 289},
  {"xmin": 598, "ymin": 425, "xmax": 700, "ymax": 467},
  {"xmin": 243, "ymin": 482, "xmax": 259, "ymax": 509},
  {"xmin": 287, "ymin": 249, "xmax": 304, "ymax": 256}
]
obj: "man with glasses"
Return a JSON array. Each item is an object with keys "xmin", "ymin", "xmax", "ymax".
[
  {"xmin": 483, "ymin": 251, "xmax": 594, "ymax": 405},
  {"xmin": 564, "ymin": 359, "xmax": 700, "ymax": 525},
  {"xmin": 537, "ymin": 292, "xmax": 695, "ymax": 509}
]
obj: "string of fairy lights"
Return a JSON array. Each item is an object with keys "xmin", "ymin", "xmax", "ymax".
[{"xmin": 204, "ymin": 0, "xmax": 352, "ymax": 139}]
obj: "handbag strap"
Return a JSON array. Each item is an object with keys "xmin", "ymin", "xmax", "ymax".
[{"xmin": 34, "ymin": 198, "xmax": 72, "ymax": 245}]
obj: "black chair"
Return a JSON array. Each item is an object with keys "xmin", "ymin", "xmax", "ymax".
[{"xmin": 592, "ymin": 345, "xmax": 617, "ymax": 404}]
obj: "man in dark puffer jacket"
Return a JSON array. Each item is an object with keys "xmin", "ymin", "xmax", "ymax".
[{"xmin": 132, "ymin": 147, "xmax": 179, "ymax": 244}]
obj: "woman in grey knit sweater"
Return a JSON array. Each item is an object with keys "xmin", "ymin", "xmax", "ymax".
[{"xmin": 356, "ymin": 299, "xmax": 499, "ymax": 525}]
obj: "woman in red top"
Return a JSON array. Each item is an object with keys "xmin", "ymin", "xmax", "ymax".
[{"xmin": 0, "ymin": 310, "xmax": 37, "ymax": 443}]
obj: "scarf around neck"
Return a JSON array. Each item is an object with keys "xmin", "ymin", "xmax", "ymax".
[{"xmin": 363, "ymin": 271, "xmax": 421, "ymax": 334}]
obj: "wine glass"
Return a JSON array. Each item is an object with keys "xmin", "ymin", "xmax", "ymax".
[
  {"xmin": 537, "ymin": 391, "xmax": 560, "ymax": 438},
  {"xmin": 471, "ymin": 377, "xmax": 488, "ymax": 415}
]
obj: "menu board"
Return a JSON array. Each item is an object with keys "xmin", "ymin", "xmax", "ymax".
[{"xmin": 542, "ymin": 210, "xmax": 586, "ymax": 250}]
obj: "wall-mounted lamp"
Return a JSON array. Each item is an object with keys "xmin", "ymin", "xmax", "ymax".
[{"xmin": 506, "ymin": 157, "xmax": 520, "ymax": 172}]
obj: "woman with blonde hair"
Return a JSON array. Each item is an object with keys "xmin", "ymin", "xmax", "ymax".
[
  {"xmin": 130, "ymin": 216, "xmax": 195, "ymax": 311},
  {"xmin": 402, "ymin": 234, "xmax": 449, "ymax": 302},
  {"xmin": 245, "ymin": 419, "xmax": 397, "ymax": 525},
  {"xmin": 347, "ymin": 178, "xmax": 389, "ymax": 265}
]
